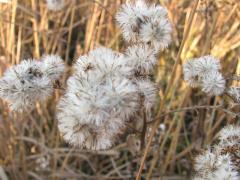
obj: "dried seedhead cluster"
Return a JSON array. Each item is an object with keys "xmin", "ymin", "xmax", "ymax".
[
  {"xmin": 0, "ymin": 55, "xmax": 64, "ymax": 111},
  {"xmin": 57, "ymin": 0, "xmax": 173, "ymax": 150},
  {"xmin": 193, "ymin": 125, "xmax": 240, "ymax": 180}
]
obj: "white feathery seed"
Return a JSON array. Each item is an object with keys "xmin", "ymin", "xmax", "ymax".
[
  {"xmin": 193, "ymin": 55, "xmax": 221, "ymax": 76},
  {"xmin": 0, "ymin": 60, "xmax": 54, "ymax": 111},
  {"xmin": 194, "ymin": 149, "xmax": 239, "ymax": 180},
  {"xmin": 41, "ymin": 54, "xmax": 65, "ymax": 81},
  {"xmin": 135, "ymin": 79, "xmax": 157, "ymax": 112},
  {"xmin": 227, "ymin": 87, "xmax": 240, "ymax": 103},
  {"xmin": 217, "ymin": 125, "xmax": 240, "ymax": 143},
  {"xmin": 183, "ymin": 55, "xmax": 226, "ymax": 96},
  {"xmin": 183, "ymin": 59, "xmax": 200, "ymax": 87},
  {"xmin": 116, "ymin": 0, "xmax": 172, "ymax": 51},
  {"xmin": 75, "ymin": 47, "xmax": 133, "ymax": 81},
  {"xmin": 63, "ymin": 75, "xmax": 139, "ymax": 126},
  {"xmin": 125, "ymin": 44, "xmax": 157, "ymax": 74},
  {"xmin": 201, "ymin": 71, "xmax": 226, "ymax": 96},
  {"xmin": 57, "ymin": 46, "xmax": 143, "ymax": 150},
  {"xmin": 46, "ymin": 0, "xmax": 65, "ymax": 11},
  {"xmin": 139, "ymin": 16, "xmax": 172, "ymax": 51}
]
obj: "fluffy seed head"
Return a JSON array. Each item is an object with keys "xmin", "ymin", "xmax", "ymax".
[
  {"xmin": 75, "ymin": 47, "xmax": 133, "ymax": 82},
  {"xmin": 227, "ymin": 87, "xmax": 240, "ymax": 103},
  {"xmin": 116, "ymin": 0, "xmax": 172, "ymax": 51},
  {"xmin": 193, "ymin": 55, "xmax": 221, "ymax": 76},
  {"xmin": 183, "ymin": 59, "xmax": 200, "ymax": 87},
  {"xmin": 135, "ymin": 79, "xmax": 157, "ymax": 112},
  {"xmin": 194, "ymin": 149, "xmax": 239, "ymax": 180},
  {"xmin": 125, "ymin": 44, "xmax": 157, "ymax": 75},
  {"xmin": 201, "ymin": 71, "xmax": 226, "ymax": 96},
  {"xmin": 0, "ymin": 60, "xmax": 54, "ymax": 111},
  {"xmin": 57, "ymin": 46, "xmax": 143, "ymax": 150},
  {"xmin": 41, "ymin": 54, "xmax": 65, "ymax": 81}
]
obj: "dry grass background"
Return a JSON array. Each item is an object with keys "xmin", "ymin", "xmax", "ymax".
[{"xmin": 0, "ymin": 0, "xmax": 239, "ymax": 179}]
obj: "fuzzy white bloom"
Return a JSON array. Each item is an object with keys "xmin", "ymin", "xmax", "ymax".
[
  {"xmin": 193, "ymin": 55, "xmax": 221, "ymax": 76},
  {"xmin": 116, "ymin": 0, "xmax": 172, "ymax": 51},
  {"xmin": 75, "ymin": 47, "xmax": 133, "ymax": 81},
  {"xmin": 61, "ymin": 75, "xmax": 139, "ymax": 126},
  {"xmin": 0, "ymin": 60, "xmax": 53, "ymax": 111},
  {"xmin": 125, "ymin": 45, "xmax": 157, "ymax": 74},
  {"xmin": 57, "ymin": 115, "xmax": 119, "ymax": 150},
  {"xmin": 41, "ymin": 54, "xmax": 65, "ymax": 81},
  {"xmin": 194, "ymin": 149, "xmax": 239, "ymax": 180},
  {"xmin": 135, "ymin": 79, "xmax": 157, "ymax": 112},
  {"xmin": 227, "ymin": 87, "xmax": 240, "ymax": 103},
  {"xmin": 183, "ymin": 59, "xmax": 200, "ymax": 87},
  {"xmin": 0, "ymin": 55, "xmax": 64, "ymax": 111},
  {"xmin": 57, "ymin": 47, "xmax": 141, "ymax": 150},
  {"xmin": 201, "ymin": 71, "xmax": 226, "ymax": 96},
  {"xmin": 183, "ymin": 55, "xmax": 221, "ymax": 87},
  {"xmin": 183, "ymin": 55, "xmax": 226, "ymax": 96},
  {"xmin": 46, "ymin": 0, "xmax": 65, "ymax": 11},
  {"xmin": 218, "ymin": 125, "xmax": 240, "ymax": 142}
]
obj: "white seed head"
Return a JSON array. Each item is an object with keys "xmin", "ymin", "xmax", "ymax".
[
  {"xmin": 194, "ymin": 149, "xmax": 239, "ymax": 180},
  {"xmin": 57, "ymin": 46, "xmax": 147, "ymax": 150},
  {"xmin": 217, "ymin": 125, "xmax": 240, "ymax": 143},
  {"xmin": 41, "ymin": 54, "xmax": 65, "ymax": 81},
  {"xmin": 193, "ymin": 55, "xmax": 221, "ymax": 76},
  {"xmin": 64, "ymin": 75, "xmax": 139, "ymax": 126},
  {"xmin": 139, "ymin": 16, "xmax": 172, "ymax": 51},
  {"xmin": 46, "ymin": 0, "xmax": 65, "ymax": 11},
  {"xmin": 201, "ymin": 71, "xmax": 226, "ymax": 96},
  {"xmin": 75, "ymin": 47, "xmax": 133, "ymax": 82},
  {"xmin": 0, "ymin": 60, "xmax": 54, "ymax": 111},
  {"xmin": 116, "ymin": 0, "xmax": 172, "ymax": 51},
  {"xmin": 227, "ymin": 87, "xmax": 240, "ymax": 103},
  {"xmin": 125, "ymin": 44, "xmax": 157, "ymax": 74},
  {"xmin": 135, "ymin": 79, "xmax": 157, "ymax": 112},
  {"xmin": 183, "ymin": 59, "xmax": 200, "ymax": 87}
]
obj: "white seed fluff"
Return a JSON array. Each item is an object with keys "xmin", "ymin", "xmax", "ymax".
[
  {"xmin": 75, "ymin": 47, "xmax": 133, "ymax": 82},
  {"xmin": 135, "ymin": 79, "xmax": 157, "ymax": 112},
  {"xmin": 227, "ymin": 87, "xmax": 240, "ymax": 103},
  {"xmin": 201, "ymin": 71, "xmax": 226, "ymax": 96},
  {"xmin": 183, "ymin": 59, "xmax": 200, "ymax": 87},
  {"xmin": 194, "ymin": 149, "xmax": 239, "ymax": 180},
  {"xmin": 0, "ymin": 60, "xmax": 53, "ymax": 111},
  {"xmin": 57, "ymin": 47, "xmax": 145, "ymax": 150},
  {"xmin": 116, "ymin": 0, "xmax": 172, "ymax": 51},
  {"xmin": 218, "ymin": 124, "xmax": 240, "ymax": 143},
  {"xmin": 46, "ymin": 0, "xmax": 65, "ymax": 11},
  {"xmin": 125, "ymin": 44, "xmax": 157, "ymax": 74},
  {"xmin": 41, "ymin": 54, "xmax": 65, "ymax": 81},
  {"xmin": 193, "ymin": 55, "xmax": 221, "ymax": 76}
]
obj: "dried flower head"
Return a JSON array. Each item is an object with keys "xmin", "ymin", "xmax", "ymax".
[
  {"xmin": 227, "ymin": 87, "xmax": 240, "ymax": 103},
  {"xmin": 183, "ymin": 55, "xmax": 225, "ymax": 96},
  {"xmin": 0, "ymin": 56, "xmax": 64, "ymax": 112},
  {"xmin": 57, "ymin": 47, "xmax": 142, "ymax": 150},
  {"xmin": 41, "ymin": 54, "xmax": 65, "ymax": 81},
  {"xmin": 194, "ymin": 149, "xmax": 239, "ymax": 180},
  {"xmin": 125, "ymin": 44, "xmax": 157, "ymax": 75},
  {"xmin": 75, "ymin": 47, "xmax": 133, "ymax": 81},
  {"xmin": 116, "ymin": 0, "xmax": 172, "ymax": 51},
  {"xmin": 0, "ymin": 60, "xmax": 53, "ymax": 111},
  {"xmin": 46, "ymin": 0, "xmax": 65, "ymax": 11},
  {"xmin": 193, "ymin": 55, "xmax": 221, "ymax": 76},
  {"xmin": 201, "ymin": 71, "xmax": 226, "ymax": 96},
  {"xmin": 135, "ymin": 79, "xmax": 157, "ymax": 112},
  {"xmin": 183, "ymin": 59, "xmax": 200, "ymax": 87}
]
